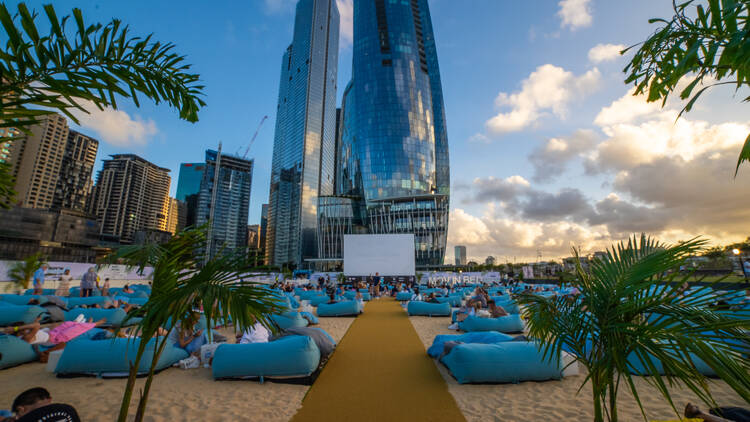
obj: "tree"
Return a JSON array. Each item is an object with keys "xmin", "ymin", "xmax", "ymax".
[
  {"xmin": 7, "ymin": 252, "xmax": 44, "ymax": 291},
  {"xmin": 110, "ymin": 226, "xmax": 284, "ymax": 422},
  {"xmin": 518, "ymin": 235, "xmax": 750, "ymax": 422},
  {"xmin": 0, "ymin": 3, "xmax": 206, "ymax": 207},
  {"xmin": 624, "ymin": 0, "xmax": 750, "ymax": 176}
]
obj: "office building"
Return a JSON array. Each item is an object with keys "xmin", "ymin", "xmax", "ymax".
[
  {"xmin": 90, "ymin": 154, "xmax": 171, "ymax": 243},
  {"xmin": 455, "ymin": 245, "xmax": 467, "ymax": 266},
  {"xmin": 176, "ymin": 162, "xmax": 205, "ymax": 228},
  {"xmin": 196, "ymin": 150, "xmax": 253, "ymax": 258},
  {"xmin": 52, "ymin": 130, "xmax": 99, "ymax": 212},
  {"xmin": 320, "ymin": 0, "xmax": 450, "ymax": 268},
  {"xmin": 267, "ymin": 0, "xmax": 340, "ymax": 268}
]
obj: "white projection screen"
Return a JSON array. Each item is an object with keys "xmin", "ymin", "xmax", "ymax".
[{"xmin": 343, "ymin": 234, "xmax": 415, "ymax": 276}]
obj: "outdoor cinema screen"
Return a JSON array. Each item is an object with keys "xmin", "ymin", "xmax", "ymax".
[{"xmin": 343, "ymin": 234, "xmax": 415, "ymax": 276}]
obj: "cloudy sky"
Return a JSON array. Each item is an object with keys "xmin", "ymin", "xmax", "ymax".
[{"xmin": 15, "ymin": 0, "xmax": 750, "ymax": 263}]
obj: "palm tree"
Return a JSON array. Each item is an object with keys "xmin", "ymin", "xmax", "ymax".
[
  {"xmin": 0, "ymin": 3, "xmax": 205, "ymax": 208},
  {"xmin": 7, "ymin": 253, "xmax": 44, "ymax": 291},
  {"xmin": 518, "ymin": 235, "xmax": 750, "ymax": 422},
  {"xmin": 110, "ymin": 226, "xmax": 285, "ymax": 422}
]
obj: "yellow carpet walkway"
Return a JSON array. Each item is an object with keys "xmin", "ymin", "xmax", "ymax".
[{"xmin": 292, "ymin": 298, "xmax": 466, "ymax": 422}]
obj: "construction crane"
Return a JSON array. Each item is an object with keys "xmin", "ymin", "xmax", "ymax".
[{"xmin": 240, "ymin": 115, "xmax": 268, "ymax": 159}]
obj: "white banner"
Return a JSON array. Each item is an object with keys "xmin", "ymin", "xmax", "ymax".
[{"xmin": 0, "ymin": 260, "xmax": 153, "ymax": 282}]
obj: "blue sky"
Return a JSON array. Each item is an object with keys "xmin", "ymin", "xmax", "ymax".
[{"xmin": 11, "ymin": 0, "xmax": 750, "ymax": 262}]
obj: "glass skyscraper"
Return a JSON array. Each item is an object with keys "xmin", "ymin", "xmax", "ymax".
[
  {"xmin": 176, "ymin": 162, "xmax": 205, "ymax": 227},
  {"xmin": 331, "ymin": 0, "xmax": 450, "ymax": 267},
  {"xmin": 267, "ymin": 0, "xmax": 339, "ymax": 268},
  {"xmin": 196, "ymin": 150, "xmax": 253, "ymax": 258}
]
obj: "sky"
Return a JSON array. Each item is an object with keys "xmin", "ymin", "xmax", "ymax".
[{"xmin": 11, "ymin": 0, "xmax": 750, "ymax": 263}]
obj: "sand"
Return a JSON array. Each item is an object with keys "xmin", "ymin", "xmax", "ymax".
[
  {"xmin": 0, "ymin": 316, "xmax": 355, "ymax": 422},
  {"xmin": 408, "ymin": 315, "xmax": 748, "ymax": 422}
]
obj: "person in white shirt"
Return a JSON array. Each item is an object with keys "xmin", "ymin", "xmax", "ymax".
[
  {"xmin": 410, "ymin": 289, "xmax": 423, "ymax": 302},
  {"xmin": 239, "ymin": 321, "xmax": 269, "ymax": 344},
  {"xmin": 55, "ymin": 269, "xmax": 73, "ymax": 297}
]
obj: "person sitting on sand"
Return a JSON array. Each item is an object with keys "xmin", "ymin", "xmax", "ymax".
[
  {"xmin": 9, "ymin": 387, "xmax": 80, "ymax": 422},
  {"xmin": 685, "ymin": 402, "xmax": 750, "ymax": 422},
  {"xmin": 168, "ymin": 314, "xmax": 205, "ymax": 356},
  {"xmin": 486, "ymin": 300, "xmax": 508, "ymax": 318}
]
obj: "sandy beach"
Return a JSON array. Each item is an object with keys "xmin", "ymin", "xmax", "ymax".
[
  {"xmin": 0, "ymin": 316, "xmax": 356, "ymax": 422},
  {"xmin": 408, "ymin": 315, "xmax": 747, "ymax": 422}
]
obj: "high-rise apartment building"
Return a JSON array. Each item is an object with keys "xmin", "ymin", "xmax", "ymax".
[
  {"xmin": 176, "ymin": 162, "xmax": 205, "ymax": 228},
  {"xmin": 52, "ymin": 130, "xmax": 98, "ymax": 212},
  {"xmin": 166, "ymin": 197, "xmax": 187, "ymax": 235},
  {"xmin": 7, "ymin": 114, "xmax": 69, "ymax": 209},
  {"xmin": 267, "ymin": 0, "xmax": 340, "ymax": 268},
  {"xmin": 196, "ymin": 150, "xmax": 253, "ymax": 258},
  {"xmin": 455, "ymin": 245, "xmax": 467, "ymax": 266},
  {"xmin": 90, "ymin": 154, "xmax": 171, "ymax": 243},
  {"xmin": 321, "ymin": 0, "xmax": 450, "ymax": 268}
]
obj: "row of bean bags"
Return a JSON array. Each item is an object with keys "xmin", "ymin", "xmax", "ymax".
[
  {"xmin": 213, "ymin": 335, "xmax": 321, "ymax": 379},
  {"xmin": 270, "ymin": 312, "xmax": 309, "ymax": 330},
  {"xmin": 459, "ymin": 315, "xmax": 525, "ymax": 333},
  {"xmin": 66, "ymin": 296, "xmax": 111, "ymax": 308},
  {"xmin": 0, "ymin": 335, "xmax": 38, "ymax": 369},
  {"xmin": 407, "ymin": 301, "xmax": 451, "ymax": 316},
  {"xmin": 441, "ymin": 341, "xmax": 563, "ymax": 384},
  {"xmin": 0, "ymin": 305, "xmax": 47, "ymax": 326},
  {"xmin": 54, "ymin": 337, "xmax": 188, "ymax": 376},
  {"xmin": 343, "ymin": 291, "xmax": 371, "ymax": 301},
  {"xmin": 0, "ymin": 294, "xmax": 44, "ymax": 305},
  {"xmin": 317, "ymin": 300, "xmax": 362, "ymax": 317},
  {"xmin": 23, "ymin": 289, "xmax": 57, "ymax": 295},
  {"xmin": 63, "ymin": 308, "xmax": 140, "ymax": 327}
]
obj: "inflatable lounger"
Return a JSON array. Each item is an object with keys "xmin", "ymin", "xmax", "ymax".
[
  {"xmin": 271, "ymin": 312, "xmax": 309, "ymax": 330},
  {"xmin": 0, "ymin": 305, "xmax": 47, "ymax": 326},
  {"xmin": 0, "ymin": 334, "xmax": 38, "ymax": 369},
  {"xmin": 459, "ymin": 315, "xmax": 524, "ymax": 333},
  {"xmin": 407, "ymin": 301, "xmax": 451, "ymax": 317},
  {"xmin": 396, "ymin": 292, "xmax": 413, "ymax": 301},
  {"xmin": 317, "ymin": 301, "xmax": 361, "ymax": 317},
  {"xmin": 441, "ymin": 341, "xmax": 563, "ymax": 384},
  {"xmin": 23, "ymin": 289, "xmax": 57, "ymax": 296},
  {"xmin": 436, "ymin": 296, "xmax": 461, "ymax": 307},
  {"xmin": 309, "ymin": 295, "xmax": 333, "ymax": 307},
  {"xmin": 66, "ymin": 296, "xmax": 112, "ymax": 308},
  {"xmin": 0, "ymin": 294, "xmax": 47, "ymax": 306},
  {"xmin": 55, "ymin": 337, "xmax": 187, "ymax": 376},
  {"xmin": 213, "ymin": 335, "xmax": 320, "ymax": 380}
]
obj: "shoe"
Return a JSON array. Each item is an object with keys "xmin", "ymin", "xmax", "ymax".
[
  {"xmin": 74, "ymin": 314, "xmax": 86, "ymax": 323},
  {"xmin": 448, "ymin": 323, "xmax": 459, "ymax": 330},
  {"xmin": 179, "ymin": 355, "xmax": 200, "ymax": 369}
]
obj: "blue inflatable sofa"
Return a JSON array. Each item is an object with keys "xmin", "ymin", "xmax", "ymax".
[
  {"xmin": 459, "ymin": 314, "xmax": 525, "ymax": 333},
  {"xmin": 407, "ymin": 301, "xmax": 451, "ymax": 317},
  {"xmin": 441, "ymin": 341, "xmax": 563, "ymax": 384},
  {"xmin": 427, "ymin": 331, "xmax": 514, "ymax": 358},
  {"xmin": 0, "ymin": 334, "xmax": 38, "ymax": 369},
  {"xmin": 271, "ymin": 312, "xmax": 309, "ymax": 330},
  {"xmin": 317, "ymin": 301, "xmax": 361, "ymax": 317},
  {"xmin": 212, "ymin": 335, "xmax": 321, "ymax": 380}
]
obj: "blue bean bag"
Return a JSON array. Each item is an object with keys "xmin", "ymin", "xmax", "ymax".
[
  {"xmin": 309, "ymin": 295, "xmax": 333, "ymax": 307},
  {"xmin": 120, "ymin": 297, "xmax": 148, "ymax": 306},
  {"xmin": 0, "ymin": 305, "xmax": 47, "ymax": 326},
  {"xmin": 442, "ymin": 341, "xmax": 563, "ymax": 384},
  {"xmin": 459, "ymin": 315, "xmax": 525, "ymax": 333},
  {"xmin": 285, "ymin": 294, "xmax": 300, "ymax": 309},
  {"xmin": 64, "ymin": 308, "xmax": 130, "ymax": 326},
  {"xmin": 212, "ymin": 335, "xmax": 321, "ymax": 379},
  {"xmin": 427, "ymin": 332, "xmax": 515, "ymax": 358},
  {"xmin": 407, "ymin": 301, "xmax": 451, "ymax": 317},
  {"xmin": 300, "ymin": 312, "xmax": 319, "ymax": 325},
  {"xmin": 0, "ymin": 334, "xmax": 38, "ymax": 369},
  {"xmin": 23, "ymin": 289, "xmax": 57, "ymax": 295},
  {"xmin": 298, "ymin": 290, "xmax": 323, "ymax": 300},
  {"xmin": 55, "ymin": 337, "xmax": 188, "ymax": 376},
  {"xmin": 396, "ymin": 292, "xmax": 412, "ymax": 301},
  {"xmin": 271, "ymin": 312, "xmax": 309, "ymax": 330},
  {"xmin": 0, "ymin": 294, "xmax": 45, "ymax": 305},
  {"xmin": 360, "ymin": 293, "xmax": 371, "ymax": 301},
  {"xmin": 317, "ymin": 301, "xmax": 361, "ymax": 317},
  {"xmin": 66, "ymin": 296, "xmax": 112, "ymax": 308},
  {"xmin": 627, "ymin": 350, "xmax": 717, "ymax": 377},
  {"xmin": 436, "ymin": 296, "xmax": 461, "ymax": 306}
]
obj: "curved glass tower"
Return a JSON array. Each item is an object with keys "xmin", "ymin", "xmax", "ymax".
[
  {"xmin": 336, "ymin": 0, "xmax": 450, "ymax": 266},
  {"xmin": 267, "ymin": 0, "xmax": 339, "ymax": 268}
]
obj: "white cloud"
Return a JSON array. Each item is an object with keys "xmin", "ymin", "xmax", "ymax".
[
  {"xmin": 486, "ymin": 64, "xmax": 601, "ymax": 134},
  {"xmin": 593, "ymin": 88, "xmax": 660, "ymax": 127},
  {"xmin": 529, "ymin": 129, "xmax": 598, "ymax": 182},
  {"xmin": 72, "ymin": 104, "xmax": 158, "ymax": 147},
  {"xmin": 336, "ymin": 0, "xmax": 353, "ymax": 47},
  {"xmin": 588, "ymin": 43, "xmax": 625, "ymax": 63},
  {"xmin": 558, "ymin": 0, "xmax": 593, "ymax": 30}
]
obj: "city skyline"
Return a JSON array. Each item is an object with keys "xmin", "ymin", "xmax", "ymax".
[{"xmin": 16, "ymin": 0, "xmax": 749, "ymax": 263}]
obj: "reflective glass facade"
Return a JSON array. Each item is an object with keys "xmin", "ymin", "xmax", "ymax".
[
  {"xmin": 176, "ymin": 163, "xmax": 205, "ymax": 201},
  {"xmin": 333, "ymin": 0, "xmax": 450, "ymax": 266},
  {"xmin": 267, "ymin": 0, "xmax": 339, "ymax": 268},
  {"xmin": 196, "ymin": 150, "xmax": 253, "ymax": 259}
]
